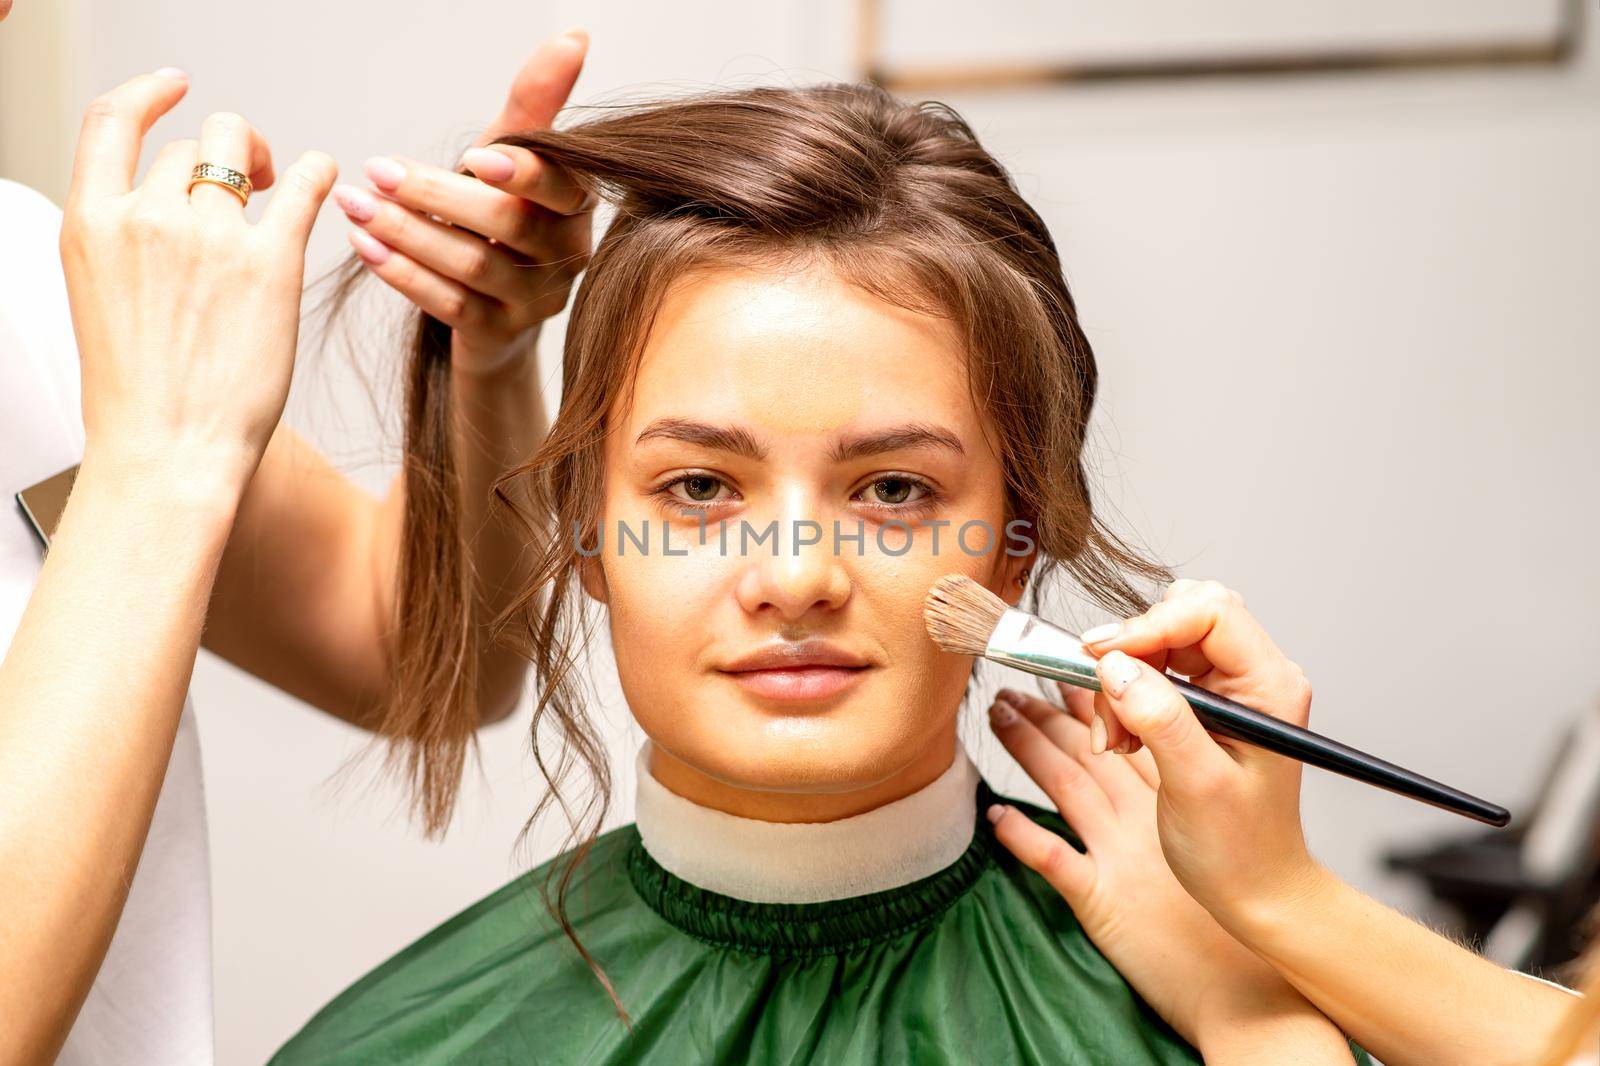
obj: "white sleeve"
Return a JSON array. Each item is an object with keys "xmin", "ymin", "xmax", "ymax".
[
  {"xmin": 0, "ymin": 179, "xmax": 84, "ymax": 646},
  {"xmin": 0, "ymin": 178, "xmax": 83, "ymax": 449}
]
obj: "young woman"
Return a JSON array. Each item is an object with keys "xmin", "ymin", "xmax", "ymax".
[
  {"xmin": 270, "ymin": 83, "xmax": 1374, "ymax": 1062},
  {"xmin": 986, "ymin": 578, "xmax": 1599, "ymax": 1066}
]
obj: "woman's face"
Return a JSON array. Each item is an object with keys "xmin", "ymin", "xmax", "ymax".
[{"xmin": 586, "ymin": 261, "xmax": 1031, "ymax": 818}]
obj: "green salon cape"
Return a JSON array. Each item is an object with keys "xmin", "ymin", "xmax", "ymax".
[{"xmin": 271, "ymin": 778, "xmax": 1371, "ymax": 1064}]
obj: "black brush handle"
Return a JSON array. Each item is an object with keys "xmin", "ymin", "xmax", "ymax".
[{"xmin": 1170, "ymin": 675, "xmax": 1510, "ymax": 827}]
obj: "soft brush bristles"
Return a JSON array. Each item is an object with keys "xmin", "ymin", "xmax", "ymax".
[{"xmin": 924, "ymin": 574, "xmax": 1010, "ymax": 656}]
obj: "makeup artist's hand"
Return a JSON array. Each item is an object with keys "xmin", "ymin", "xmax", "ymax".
[
  {"xmin": 985, "ymin": 686, "xmax": 1353, "ymax": 1059},
  {"xmin": 333, "ymin": 28, "xmax": 596, "ymax": 376},
  {"xmin": 1073, "ymin": 578, "xmax": 1323, "ymax": 927},
  {"xmin": 60, "ymin": 71, "xmax": 337, "ymax": 493},
  {"xmin": 11, "ymin": 73, "xmax": 333, "ymax": 1064}
]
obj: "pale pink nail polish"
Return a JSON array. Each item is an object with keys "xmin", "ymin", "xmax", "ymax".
[
  {"xmin": 985, "ymin": 804, "xmax": 1006, "ymax": 826},
  {"xmin": 364, "ymin": 156, "xmax": 405, "ymax": 192},
  {"xmin": 154, "ymin": 67, "xmax": 187, "ymax": 81},
  {"xmin": 1079, "ymin": 622, "xmax": 1122, "ymax": 645},
  {"xmin": 349, "ymin": 228, "xmax": 390, "ymax": 265},
  {"xmin": 460, "ymin": 147, "xmax": 515, "ymax": 183},
  {"xmin": 1099, "ymin": 650, "xmax": 1142, "ymax": 698},
  {"xmin": 332, "ymin": 184, "xmax": 377, "ymax": 223}
]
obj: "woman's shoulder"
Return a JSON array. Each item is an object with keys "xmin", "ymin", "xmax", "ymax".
[{"xmin": 269, "ymin": 822, "xmax": 646, "ymax": 1064}]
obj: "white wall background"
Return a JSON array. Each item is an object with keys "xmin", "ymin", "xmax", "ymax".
[{"xmin": 3, "ymin": 3, "xmax": 1599, "ymax": 1062}]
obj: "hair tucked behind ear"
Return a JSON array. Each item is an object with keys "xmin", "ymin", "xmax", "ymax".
[{"xmin": 336, "ymin": 79, "xmax": 1173, "ymax": 1023}]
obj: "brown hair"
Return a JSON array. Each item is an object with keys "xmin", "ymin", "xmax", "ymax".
[{"xmin": 341, "ymin": 80, "xmax": 1173, "ymax": 1021}]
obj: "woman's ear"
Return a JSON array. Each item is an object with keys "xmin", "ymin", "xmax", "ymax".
[{"xmin": 1001, "ymin": 547, "xmax": 1037, "ymax": 607}]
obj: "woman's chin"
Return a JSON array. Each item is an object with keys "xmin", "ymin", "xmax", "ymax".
[{"xmin": 664, "ymin": 699, "xmax": 917, "ymax": 796}]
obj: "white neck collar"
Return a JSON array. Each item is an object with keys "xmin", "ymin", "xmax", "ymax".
[{"xmin": 633, "ymin": 738, "xmax": 980, "ymax": 904}]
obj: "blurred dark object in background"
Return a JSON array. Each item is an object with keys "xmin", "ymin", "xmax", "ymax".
[{"xmin": 1386, "ymin": 703, "xmax": 1600, "ymax": 977}]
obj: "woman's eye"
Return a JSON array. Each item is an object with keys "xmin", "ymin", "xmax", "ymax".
[
  {"xmin": 666, "ymin": 474, "xmax": 730, "ymax": 505},
  {"xmin": 657, "ymin": 473, "xmax": 935, "ymax": 512},
  {"xmin": 861, "ymin": 476, "xmax": 929, "ymax": 507}
]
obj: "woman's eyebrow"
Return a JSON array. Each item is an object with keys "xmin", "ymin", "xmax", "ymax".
[
  {"xmin": 635, "ymin": 418, "xmax": 766, "ymax": 459},
  {"xmin": 831, "ymin": 424, "xmax": 965, "ymax": 462},
  {"xmin": 633, "ymin": 418, "xmax": 964, "ymax": 462}
]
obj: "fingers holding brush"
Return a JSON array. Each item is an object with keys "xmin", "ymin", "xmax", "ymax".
[
  {"xmin": 996, "ymin": 687, "xmax": 1158, "ymax": 807},
  {"xmin": 1068, "ymin": 685, "xmax": 1161, "ymax": 788},
  {"xmin": 1091, "ymin": 647, "xmax": 1319, "ymax": 924},
  {"xmin": 1080, "ymin": 578, "xmax": 1313, "ymax": 734},
  {"xmin": 983, "ymin": 689, "xmax": 1330, "ymax": 1052},
  {"xmin": 1093, "ymin": 652, "xmax": 1237, "ymax": 786},
  {"xmin": 925, "ymin": 571, "xmax": 1316, "ymax": 918}
]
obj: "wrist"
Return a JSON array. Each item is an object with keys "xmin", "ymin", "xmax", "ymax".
[
  {"xmin": 449, "ymin": 337, "xmax": 548, "ymax": 461},
  {"xmin": 77, "ymin": 437, "xmax": 249, "ymax": 525},
  {"xmin": 451, "ymin": 325, "xmax": 540, "ymax": 381},
  {"xmin": 1217, "ymin": 856, "xmax": 1339, "ymax": 950}
]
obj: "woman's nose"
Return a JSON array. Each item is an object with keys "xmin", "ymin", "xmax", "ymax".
[{"xmin": 733, "ymin": 492, "xmax": 851, "ymax": 620}]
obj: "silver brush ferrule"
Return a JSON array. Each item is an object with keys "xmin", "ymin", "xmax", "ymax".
[{"xmin": 984, "ymin": 609, "xmax": 1103, "ymax": 692}]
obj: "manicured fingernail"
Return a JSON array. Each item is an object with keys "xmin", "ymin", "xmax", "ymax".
[
  {"xmin": 989, "ymin": 700, "xmax": 1018, "ymax": 728},
  {"xmin": 562, "ymin": 25, "xmax": 588, "ymax": 43},
  {"xmin": 1090, "ymin": 715, "xmax": 1107, "ymax": 754},
  {"xmin": 364, "ymin": 156, "xmax": 405, "ymax": 192},
  {"xmin": 1099, "ymin": 649, "xmax": 1142, "ymax": 698},
  {"xmin": 985, "ymin": 803, "xmax": 1007, "ymax": 825},
  {"xmin": 154, "ymin": 67, "xmax": 187, "ymax": 80},
  {"xmin": 332, "ymin": 184, "xmax": 377, "ymax": 223},
  {"xmin": 349, "ymin": 228, "xmax": 390, "ymax": 265},
  {"xmin": 1080, "ymin": 622, "xmax": 1122, "ymax": 645},
  {"xmin": 460, "ymin": 147, "xmax": 515, "ymax": 183},
  {"xmin": 1114, "ymin": 738, "xmax": 1133, "ymax": 755}
]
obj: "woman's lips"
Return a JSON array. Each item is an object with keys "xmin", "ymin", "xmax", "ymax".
[{"xmin": 723, "ymin": 665, "xmax": 871, "ymax": 701}]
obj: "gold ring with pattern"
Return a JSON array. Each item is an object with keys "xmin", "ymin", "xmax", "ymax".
[{"xmin": 188, "ymin": 162, "xmax": 252, "ymax": 206}]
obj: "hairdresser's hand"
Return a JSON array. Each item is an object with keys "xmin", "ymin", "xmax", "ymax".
[
  {"xmin": 60, "ymin": 71, "xmax": 337, "ymax": 495},
  {"xmin": 1074, "ymin": 578, "xmax": 1322, "ymax": 926},
  {"xmin": 985, "ymin": 686, "xmax": 1352, "ymax": 1058},
  {"xmin": 334, "ymin": 28, "xmax": 596, "ymax": 376}
]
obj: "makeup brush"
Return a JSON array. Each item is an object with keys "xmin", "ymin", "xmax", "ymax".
[{"xmin": 925, "ymin": 574, "xmax": 1510, "ymax": 827}]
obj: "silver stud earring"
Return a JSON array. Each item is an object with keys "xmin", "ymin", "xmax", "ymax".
[{"xmin": 1017, "ymin": 567, "xmax": 1031, "ymax": 588}]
